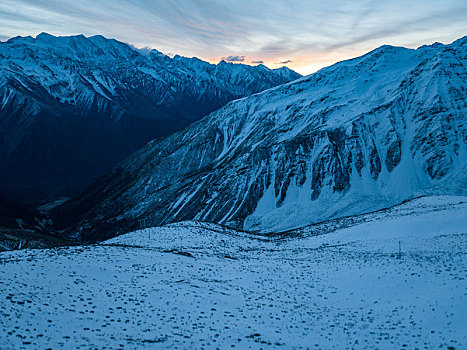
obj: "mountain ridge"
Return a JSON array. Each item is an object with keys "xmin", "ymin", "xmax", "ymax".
[
  {"xmin": 52, "ymin": 35, "xmax": 467, "ymax": 240},
  {"xmin": 0, "ymin": 33, "xmax": 301, "ymax": 202}
]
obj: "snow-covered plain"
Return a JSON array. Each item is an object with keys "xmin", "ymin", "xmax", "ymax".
[{"xmin": 0, "ymin": 196, "xmax": 466, "ymax": 349}]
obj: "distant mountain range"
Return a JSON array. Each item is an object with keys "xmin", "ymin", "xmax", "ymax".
[
  {"xmin": 0, "ymin": 33, "xmax": 301, "ymax": 202},
  {"xmin": 53, "ymin": 36, "xmax": 467, "ymax": 240}
]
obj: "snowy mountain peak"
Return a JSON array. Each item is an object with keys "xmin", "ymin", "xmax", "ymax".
[
  {"xmin": 272, "ymin": 66, "xmax": 302, "ymax": 81},
  {"xmin": 450, "ymin": 35, "xmax": 467, "ymax": 47},
  {"xmin": 36, "ymin": 32, "xmax": 56, "ymax": 41}
]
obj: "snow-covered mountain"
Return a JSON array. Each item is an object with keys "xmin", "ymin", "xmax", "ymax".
[
  {"xmin": 54, "ymin": 36, "xmax": 467, "ymax": 240},
  {"xmin": 0, "ymin": 33, "xmax": 300, "ymax": 202}
]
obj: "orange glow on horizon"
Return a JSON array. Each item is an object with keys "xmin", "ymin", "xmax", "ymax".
[{"xmin": 201, "ymin": 48, "xmax": 369, "ymax": 76}]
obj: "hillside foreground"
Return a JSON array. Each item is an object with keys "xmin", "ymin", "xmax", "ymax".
[{"xmin": 0, "ymin": 196, "xmax": 466, "ymax": 349}]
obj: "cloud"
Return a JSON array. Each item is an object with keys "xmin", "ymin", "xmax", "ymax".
[
  {"xmin": 225, "ymin": 55, "xmax": 245, "ymax": 62},
  {"xmin": 259, "ymin": 43, "xmax": 289, "ymax": 56},
  {"xmin": 278, "ymin": 60, "xmax": 293, "ymax": 64},
  {"xmin": 251, "ymin": 60, "xmax": 264, "ymax": 64},
  {"xmin": 1, "ymin": 0, "xmax": 466, "ymax": 74}
]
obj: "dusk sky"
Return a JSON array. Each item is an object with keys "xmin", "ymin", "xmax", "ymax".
[{"xmin": 1, "ymin": 0, "xmax": 466, "ymax": 74}]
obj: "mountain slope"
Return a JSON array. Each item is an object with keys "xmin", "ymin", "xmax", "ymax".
[
  {"xmin": 0, "ymin": 194, "xmax": 75, "ymax": 251},
  {"xmin": 2, "ymin": 196, "xmax": 467, "ymax": 348},
  {"xmin": 0, "ymin": 33, "xmax": 300, "ymax": 202},
  {"xmin": 54, "ymin": 36, "xmax": 467, "ymax": 240}
]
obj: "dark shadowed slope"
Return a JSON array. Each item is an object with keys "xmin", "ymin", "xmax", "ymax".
[
  {"xmin": 0, "ymin": 33, "xmax": 300, "ymax": 202},
  {"xmin": 0, "ymin": 195, "xmax": 74, "ymax": 250}
]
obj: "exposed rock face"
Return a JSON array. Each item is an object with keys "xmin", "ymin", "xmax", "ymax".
[
  {"xmin": 54, "ymin": 37, "xmax": 467, "ymax": 240},
  {"xmin": 0, "ymin": 33, "xmax": 300, "ymax": 202}
]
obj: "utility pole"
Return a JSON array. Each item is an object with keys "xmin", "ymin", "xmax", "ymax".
[{"xmin": 139, "ymin": 218, "xmax": 149, "ymax": 241}]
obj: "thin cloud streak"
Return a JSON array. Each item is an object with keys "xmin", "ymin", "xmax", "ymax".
[
  {"xmin": 225, "ymin": 55, "xmax": 246, "ymax": 62},
  {"xmin": 1, "ymin": 0, "xmax": 466, "ymax": 74}
]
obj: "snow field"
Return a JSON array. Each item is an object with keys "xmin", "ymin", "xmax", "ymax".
[{"xmin": 0, "ymin": 196, "xmax": 465, "ymax": 349}]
